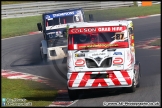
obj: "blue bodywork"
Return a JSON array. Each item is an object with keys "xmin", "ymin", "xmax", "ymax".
[{"xmin": 42, "ymin": 8, "xmax": 86, "ymax": 41}]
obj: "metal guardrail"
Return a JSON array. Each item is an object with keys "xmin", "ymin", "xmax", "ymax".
[
  {"xmin": 136, "ymin": 1, "xmax": 161, "ymax": 6},
  {"xmin": 2, "ymin": 1, "xmax": 134, "ymax": 19},
  {"xmin": 152, "ymin": 1, "xmax": 161, "ymax": 4}
]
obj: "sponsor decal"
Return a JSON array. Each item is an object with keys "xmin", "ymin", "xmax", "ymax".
[
  {"xmin": 113, "ymin": 57, "xmax": 123, "ymax": 64},
  {"xmin": 68, "ymin": 42, "xmax": 129, "ymax": 50},
  {"xmin": 113, "ymin": 52, "xmax": 122, "ymax": 55},
  {"xmin": 75, "ymin": 53, "xmax": 85, "ymax": 57},
  {"xmin": 75, "ymin": 59, "xmax": 85, "ymax": 66},
  {"xmin": 94, "ymin": 57, "xmax": 102, "ymax": 63},
  {"xmin": 75, "ymin": 67, "xmax": 84, "ymax": 70},
  {"xmin": 46, "ymin": 15, "xmax": 50, "ymax": 19},
  {"xmin": 76, "ymin": 10, "xmax": 82, "ymax": 14},
  {"xmin": 69, "ymin": 26, "xmax": 126, "ymax": 34},
  {"xmin": 130, "ymin": 22, "xmax": 133, "ymax": 27},
  {"xmin": 79, "ymin": 43, "xmax": 118, "ymax": 48},
  {"xmin": 92, "ymin": 53, "xmax": 106, "ymax": 56},
  {"xmin": 53, "ymin": 11, "xmax": 75, "ymax": 18},
  {"xmin": 45, "ymin": 10, "xmax": 78, "ymax": 19},
  {"xmin": 113, "ymin": 64, "xmax": 123, "ymax": 68}
]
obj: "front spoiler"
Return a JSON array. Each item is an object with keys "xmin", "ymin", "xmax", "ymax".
[
  {"xmin": 67, "ymin": 70, "xmax": 134, "ymax": 89},
  {"xmin": 47, "ymin": 46, "xmax": 67, "ymax": 60}
]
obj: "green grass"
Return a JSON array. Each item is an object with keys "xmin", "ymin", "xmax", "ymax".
[
  {"xmin": 2, "ymin": 15, "xmax": 42, "ymax": 39},
  {"xmin": 1, "ymin": 1, "xmax": 38, "ymax": 5},
  {"xmin": 148, "ymin": 39, "xmax": 161, "ymax": 46},
  {"xmin": 2, "ymin": 4, "xmax": 160, "ymax": 39},
  {"xmin": 2, "ymin": 77, "xmax": 57, "ymax": 107}
]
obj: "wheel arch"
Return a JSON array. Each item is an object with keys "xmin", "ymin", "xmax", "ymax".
[{"xmin": 40, "ymin": 40, "xmax": 48, "ymax": 54}]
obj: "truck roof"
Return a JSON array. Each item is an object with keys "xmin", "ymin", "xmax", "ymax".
[
  {"xmin": 68, "ymin": 20, "xmax": 132, "ymax": 28},
  {"xmin": 42, "ymin": 8, "xmax": 83, "ymax": 15}
]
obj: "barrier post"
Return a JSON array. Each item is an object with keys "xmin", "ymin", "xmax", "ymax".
[
  {"xmin": 136, "ymin": 1, "xmax": 142, "ymax": 7},
  {"xmin": 142, "ymin": 1, "xmax": 152, "ymax": 6}
]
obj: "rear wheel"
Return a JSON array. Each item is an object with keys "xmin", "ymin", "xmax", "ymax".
[
  {"xmin": 136, "ymin": 61, "xmax": 141, "ymax": 88},
  {"xmin": 68, "ymin": 88, "xmax": 79, "ymax": 100}
]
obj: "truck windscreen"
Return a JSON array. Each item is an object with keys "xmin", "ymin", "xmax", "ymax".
[
  {"xmin": 46, "ymin": 16, "xmax": 72, "ymax": 26},
  {"xmin": 68, "ymin": 32, "xmax": 129, "ymax": 50},
  {"xmin": 45, "ymin": 15, "xmax": 82, "ymax": 27},
  {"xmin": 68, "ymin": 26, "xmax": 129, "ymax": 50}
]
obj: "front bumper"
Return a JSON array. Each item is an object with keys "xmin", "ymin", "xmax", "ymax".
[
  {"xmin": 67, "ymin": 70, "xmax": 134, "ymax": 90},
  {"xmin": 47, "ymin": 46, "xmax": 67, "ymax": 60}
]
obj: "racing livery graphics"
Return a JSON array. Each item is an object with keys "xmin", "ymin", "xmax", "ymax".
[{"xmin": 67, "ymin": 21, "xmax": 141, "ymax": 100}]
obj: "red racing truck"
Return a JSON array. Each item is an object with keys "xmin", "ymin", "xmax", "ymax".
[{"xmin": 66, "ymin": 21, "xmax": 141, "ymax": 100}]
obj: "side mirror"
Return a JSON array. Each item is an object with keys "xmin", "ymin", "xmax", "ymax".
[
  {"xmin": 89, "ymin": 14, "xmax": 94, "ymax": 21},
  {"xmin": 37, "ymin": 23, "xmax": 42, "ymax": 32}
]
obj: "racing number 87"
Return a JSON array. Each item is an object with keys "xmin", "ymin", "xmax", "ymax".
[{"xmin": 115, "ymin": 34, "xmax": 124, "ymax": 40}]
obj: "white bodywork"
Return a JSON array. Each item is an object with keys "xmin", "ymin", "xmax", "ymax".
[{"xmin": 67, "ymin": 21, "xmax": 136, "ymax": 89}]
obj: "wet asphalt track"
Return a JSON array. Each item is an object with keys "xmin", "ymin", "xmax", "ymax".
[{"xmin": 1, "ymin": 16, "xmax": 161, "ymax": 106}]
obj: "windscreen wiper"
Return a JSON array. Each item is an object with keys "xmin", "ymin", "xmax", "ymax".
[
  {"xmin": 74, "ymin": 45, "xmax": 102, "ymax": 53},
  {"xmin": 102, "ymin": 46, "xmax": 110, "ymax": 52},
  {"xmin": 74, "ymin": 46, "xmax": 90, "ymax": 53},
  {"xmin": 102, "ymin": 46, "xmax": 116, "ymax": 52}
]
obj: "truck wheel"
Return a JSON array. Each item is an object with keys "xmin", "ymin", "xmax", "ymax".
[
  {"xmin": 40, "ymin": 44, "xmax": 47, "ymax": 62},
  {"xmin": 126, "ymin": 70, "xmax": 137, "ymax": 93},
  {"xmin": 136, "ymin": 62, "xmax": 141, "ymax": 88},
  {"xmin": 127, "ymin": 79, "xmax": 136, "ymax": 93},
  {"xmin": 68, "ymin": 89, "xmax": 79, "ymax": 100}
]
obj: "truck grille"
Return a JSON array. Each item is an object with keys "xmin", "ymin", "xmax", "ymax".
[{"xmin": 85, "ymin": 57, "xmax": 112, "ymax": 68}]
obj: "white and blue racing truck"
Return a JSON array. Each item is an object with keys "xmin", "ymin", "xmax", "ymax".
[{"xmin": 37, "ymin": 8, "xmax": 94, "ymax": 61}]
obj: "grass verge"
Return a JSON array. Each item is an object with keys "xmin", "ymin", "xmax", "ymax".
[
  {"xmin": 148, "ymin": 39, "xmax": 161, "ymax": 46},
  {"xmin": 2, "ymin": 77, "xmax": 57, "ymax": 107},
  {"xmin": 2, "ymin": 4, "xmax": 160, "ymax": 39}
]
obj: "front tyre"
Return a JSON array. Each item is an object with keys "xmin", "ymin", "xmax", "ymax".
[
  {"xmin": 126, "ymin": 69, "xmax": 138, "ymax": 93},
  {"xmin": 127, "ymin": 77, "xmax": 136, "ymax": 93}
]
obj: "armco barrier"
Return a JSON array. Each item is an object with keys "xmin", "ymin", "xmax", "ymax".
[
  {"xmin": 2, "ymin": 1, "xmax": 134, "ymax": 19},
  {"xmin": 137, "ymin": 1, "xmax": 160, "ymax": 7}
]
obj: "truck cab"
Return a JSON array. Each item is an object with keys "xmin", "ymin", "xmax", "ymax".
[
  {"xmin": 37, "ymin": 8, "xmax": 93, "ymax": 61},
  {"xmin": 66, "ymin": 21, "xmax": 141, "ymax": 100}
]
